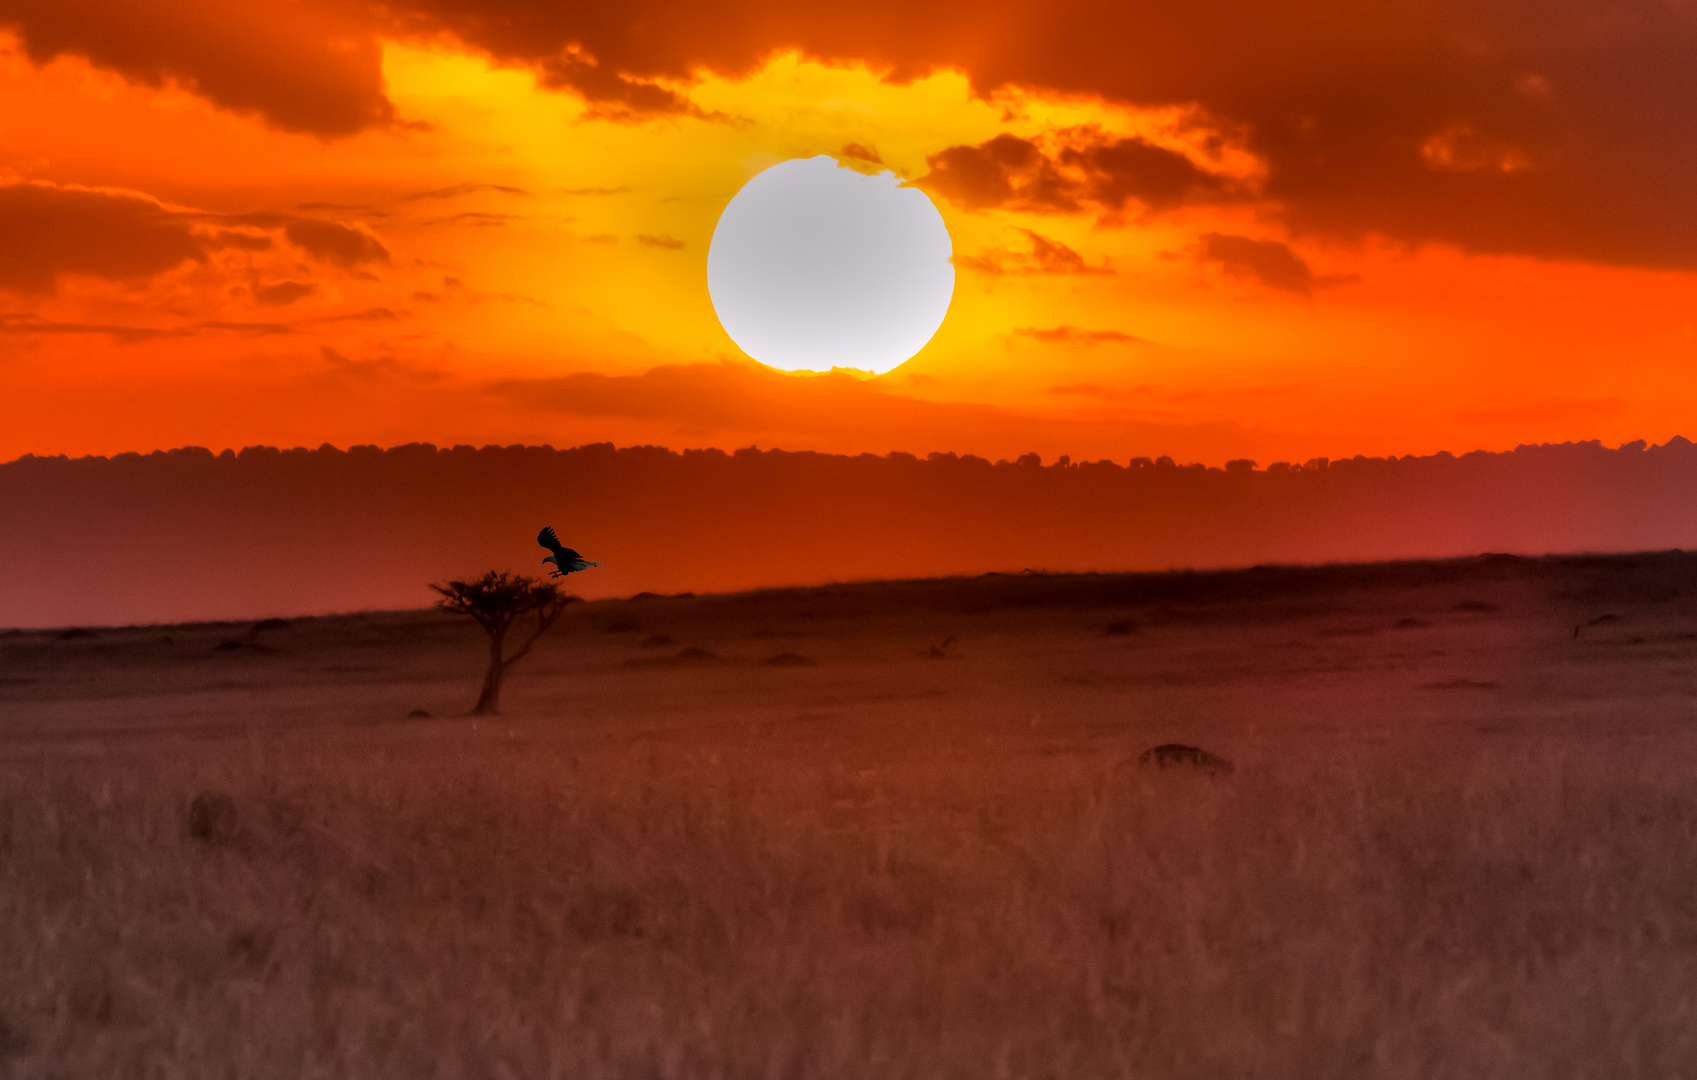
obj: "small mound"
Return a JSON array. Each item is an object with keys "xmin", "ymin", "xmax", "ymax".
[
  {"xmin": 639, "ymin": 634, "xmax": 677, "ymax": 649},
  {"xmin": 761, "ymin": 652, "xmax": 817, "ymax": 667},
  {"xmin": 406, "ymin": 708, "xmax": 432, "ymax": 718},
  {"xmin": 1138, "ymin": 744, "xmax": 1233, "ymax": 775},
  {"xmin": 1102, "ymin": 620, "xmax": 1138, "ymax": 636},
  {"xmin": 630, "ymin": 592, "xmax": 663, "ymax": 601},
  {"xmin": 59, "ymin": 627, "xmax": 96, "ymax": 640},
  {"xmin": 186, "ymin": 792, "xmax": 239, "ymax": 843},
  {"xmin": 1453, "ymin": 600, "xmax": 1497, "ymax": 613},
  {"xmin": 251, "ymin": 618, "xmax": 290, "ymax": 634}
]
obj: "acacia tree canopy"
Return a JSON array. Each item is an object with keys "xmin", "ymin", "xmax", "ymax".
[{"xmin": 431, "ymin": 571, "xmax": 574, "ymax": 714}]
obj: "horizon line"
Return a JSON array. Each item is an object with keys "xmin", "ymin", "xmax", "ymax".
[
  {"xmin": 5, "ymin": 434, "xmax": 1692, "ymax": 472},
  {"xmin": 9, "ymin": 547, "xmax": 1686, "ymax": 636}
]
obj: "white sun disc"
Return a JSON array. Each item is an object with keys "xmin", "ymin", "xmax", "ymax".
[{"xmin": 707, "ymin": 155, "xmax": 954, "ymax": 375}]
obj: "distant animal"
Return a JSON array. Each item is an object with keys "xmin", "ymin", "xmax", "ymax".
[
  {"xmin": 1138, "ymin": 743, "xmax": 1234, "ymax": 775},
  {"xmin": 537, "ymin": 526, "xmax": 599, "ymax": 578}
]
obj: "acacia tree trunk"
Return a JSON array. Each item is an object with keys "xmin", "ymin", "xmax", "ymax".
[
  {"xmin": 433, "ymin": 572, "xmax": 571, "ymax": 718},
  {"xmin": 473, "ymin": 626, "xmax": 508, "ymax": 715}
]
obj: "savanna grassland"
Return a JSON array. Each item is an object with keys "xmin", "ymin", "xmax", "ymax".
[{"xmin": 4, "ymin": 554, "xmax": 1697, "ymax": 1078}]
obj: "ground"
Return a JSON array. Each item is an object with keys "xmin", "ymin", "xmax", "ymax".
[{"xmin": 3, "ymin": 553, "xmax": 1697, "ymax": 1077}]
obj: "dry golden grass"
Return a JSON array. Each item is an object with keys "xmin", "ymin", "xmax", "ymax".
[{"xmin": 4, "ymin": 555, "xmax": 1697, "ymax": 1076}]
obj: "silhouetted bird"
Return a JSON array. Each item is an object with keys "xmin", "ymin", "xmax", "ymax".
[{"xmin": 538, "ymin": 526, "xmax": 599, "ymax": 578}]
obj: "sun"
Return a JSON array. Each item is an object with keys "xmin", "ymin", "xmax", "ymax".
[{"xmin": 706, "ymin": 155, "xmax": 955, "ymax": 375}]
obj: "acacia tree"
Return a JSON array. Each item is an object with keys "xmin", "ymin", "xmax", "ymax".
[{"xmin": 431, "ymin": 571, "xmax": 575, "ymax": 715}]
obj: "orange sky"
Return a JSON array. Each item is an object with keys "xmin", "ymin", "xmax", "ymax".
[{"xmin": 3, "ymin": 0, "xmax": 1696, "ymax": 467}]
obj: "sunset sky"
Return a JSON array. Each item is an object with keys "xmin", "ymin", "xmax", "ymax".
[{"xmin": 3, "ymin": 0, "xmax": 1695, "ymax": 467}]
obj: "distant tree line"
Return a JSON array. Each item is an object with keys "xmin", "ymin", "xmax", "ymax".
[{"xmin": 3, "ymin": 437, "xmax": 1694, "ymax": 627}]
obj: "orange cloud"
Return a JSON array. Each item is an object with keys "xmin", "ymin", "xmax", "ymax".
[
  {"xmin": 0, "ymin": 181, "xmax": 206, "ymax": 292},
  {"xmin": 1197, "ymin": 233, "xmax": 1321, "ymax": 296},
  {"xmin": 11, "ymin": 0, "xmax": 1678, "ymax": 267},
  {"xmin": 922, "ymin": 131, "xmax": 1230, "ymax": 218},
  {"xmin": 0, "ymin": 311, "xmax": 171, "ymax": 344},
  {"xmin": 282, "ymin": 219, "xmax": 390, "ymax": 267},
  {"xmin": 955, "ymin": 229, "xmax": 1111, "ymax": 276},
  {"xmin": 0, "ymin": 0, "xmax": 391, "ymax": 135},
  {"xmin": 253, "ymin": 281, "xmax": 317, "ymax": 306},
  {"xmin": 1013, "ymin": 327, "xmax": 1140, "ymax": 345}
]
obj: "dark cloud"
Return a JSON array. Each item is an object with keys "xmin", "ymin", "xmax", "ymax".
[
  {"xmin": 197, "ymin": 209, "xmax": 391, "ymax": 267},
  {"xmin": 0, "ymin": 182, "xmax": 205, "ymax": 293},
  {"xmin": 404, "ymin": 183, "xmax": 529, "ymax": 200},
  {"xmin": 922, "ymin": 132, "xmax": 1228, "ymax": 216},
  {"xmin": 923, "ymin": 134, "xmax": 1080, "ymax": 212},
  {"xmin": 196, "ymin": 306, "xmax": 400, "ymax": 331},
  {"xmin": 0, "ymin": 0, "xmax": 391, "ymax": 136},
  {"xmin": 253, "ymin": 280, "xmax": 316, "ymax": 305},
  {"xmin": 636, "ymin": 234, "xmax": 686, "ymax": 249},
  {"xmin": 309, "ymin": 306, "xmax": 399, "ymax": 323},
  {"xmin": 387, "ymin": 0, "xmax": 1697, "ymax": 269},
  {"xmin": 283, "ymin": 219, "xmax": 390, "ymax": 267},
  {"xmin": 487, "ymin": 360, "xmax": 1270, "ymax": 462},
  {"xmin": 0, "ymin": 180, "xmax": 396, "ymax": 299},
  {"xmin": 211, "ymin": 210, "xmax": 296, "ymax": 230},
  {"xmin": 955, "ymin": 229, "xmax": 1112, "ymax": 276},
  {"xmin": 839, "ymin": 143, "xmax": 883, "ymax": 164},
  {"xmin": 295, "ymin": 202, "xmax": 390, "ymax": 217},
  {"xmin": 8, "ymin": 0, "xmax": 1695, "ymax": 267},
  {"xmin": 318, "ymin": 346, "xmax": 447, "ymax": 384},
  {"xmin": 194, "ymin": 319, "xmax": 294, "ymax": 336},
  {"xmin": 428, "ymin": 211, "xmax": 524, "ymax": 227},
  {"xmin": 0, "ymin": 298, "xmax": 399, "ymax": 342},
  {"xmin": 2, "ymin": 313, "xmax": 311, "ymax": 341},
  {"xmin": 1058, "ymin": 136, "xmax": 1228, "ymax": 212},
  {"xmin": 528, "ymin": 49, "xmax": 698, "ymax": 118},
  {"xmin": 1013, "ymin": 326, "xmax": 1141, "ymax": 345},
  {"xmin": 1197, "ymin": 233, "xmax": 1316, "ymax": 296},
  {"xmin": 0, "ymin": 311, "xmax": 169, "ymax": 343},
  {"xmin": 207, "ymin": 230, "xmax": 273, "ymax": 251}
]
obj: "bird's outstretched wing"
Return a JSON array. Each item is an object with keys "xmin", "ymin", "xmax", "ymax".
[{"xmin": 537, "ymin": 526, "xmax": 567, "ymax": 560}]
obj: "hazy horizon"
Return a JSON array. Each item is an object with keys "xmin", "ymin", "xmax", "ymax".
[{"xmin": 6, "ymin": 434, "xmax": 1693, "ymax": 629}]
